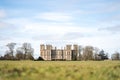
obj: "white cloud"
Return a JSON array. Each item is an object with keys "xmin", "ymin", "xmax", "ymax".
[
  {"xmin": 4, "ymin": 18, "xmax": 30, "ymax": 26},
  {"xmin": 0, "ymin": 22, "xmax": 7, "ymax": 28},
  {"xmin": 22, "ymin": 22, "xmax": 99, "ymax": 41},
  {"xmin": 0, "ymin": 9, "xmax": 6, "ymax": 18},
  {"xmin": 98, "ymin": 25, "xmax": 120, "ymax": 34},
  {"xmin": 35, "ymin": 12, "xmax": 73, "ymax": 22},
  {"xmin": 24, "ymin": 22, "xmax": 95, "ymax": 34},
  {"xmin": 2, "ymin": 17, "xmax": 102, "ymax": 40},
  {"xmin": 0, "ymin": 21, "xmax": 17, "ymax": 30}
]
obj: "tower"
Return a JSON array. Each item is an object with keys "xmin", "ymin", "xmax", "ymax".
[
  {"xmin": 65, "ymin": 45, "xmax": 72, "ymax": 60},
  {"xmin": 40, "ymin": 44, "xmax": 45, "ymax": 60},
  {"xmin": 46, "ymin": 44, "xmax": 52, "ymax": 60},
  {"xmin": 72, "ymin": 44, "xmax": 79, "ymax": 60}
]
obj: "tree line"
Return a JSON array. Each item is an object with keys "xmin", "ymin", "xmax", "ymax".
[
  {"xmin": 0, "ymin": 42, "xmax": 34, "ymax": 60},
  {"xmin": 76, "ymin": 46, "xmax": 120, "ymax": 61}
]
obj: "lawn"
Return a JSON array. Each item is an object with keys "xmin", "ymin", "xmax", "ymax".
[{"xmin": 0, "ymin": 61, "xmax": 120, "ymax": 80}]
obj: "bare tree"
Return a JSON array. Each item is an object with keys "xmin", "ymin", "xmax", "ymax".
[
  {"xmin": 93, "ymin": 47, "xmax": 101, "ymax": 60},
  {"xmin": 5, "ymin": 42, "xmax": 16, "ymax": 60},
  {"xmin": 82, "ymin": 46, "xmax": 94, "ymax": 60},
  {"xmin": 16, "ymin": 47, "xmax": 24, "ymax": 60},
  {"xmin": 111, "ymin": 52, "xmax": 120, "ymax": 60},
  {"xmin": 22, "ymin": 43, "xmax": 34, "ymax": 60}
]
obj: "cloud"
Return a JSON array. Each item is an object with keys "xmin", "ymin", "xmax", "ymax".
[
  {"xmin": 3, "ymin": 18, "xmax": 94, "ymax": 41},
  {"xmin": 98, "ymin": 25, "xmax": 120, "ymax": 33},
  {"xmin": 113, "ymin": 14, "xmax": 120, "ymax": 20},
  {"xmin": 32, "ymin": 32, "xmax": 90, "ymax": 41},
  {"xmin": 0, "ymin": 21, "xmax": 20, "ymax": 31},
  {"xmin": 0, "ymin": 35, "xmax": 11, "ymax": 41},
  {"xmin": 0, "ymin": 9, "xmax": 6, "ymax": 18},
  {"xmin": 32, "ymin": 34, "xmax": 61, "ymax": 40},
  {"xmin": 62, "ymin": 32, "xmax": 90, "ymax": 40},
  {"xmin": 0, "ymin": 21, "xmax": 26, "ymax": 41},
  {"xmin": 0, "ymin": 21, "xmax": 15, "ymax": 28},
  {"xmin": 24, "ymin": 22, "xmax": 94, "ymax": 33},
  {"xmin": 103, "ymin": 14, "xmax": 120, "ymax": 23},
  {"xmin": 34, "ymin": 12, "xmax": 73, "ymax": 22},
  {"xmin": 21, "ymin": 21, "xmax": 97, "ymax": 41}
]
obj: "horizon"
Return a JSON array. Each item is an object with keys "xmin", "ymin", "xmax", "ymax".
[{"xmin": 0, "ymin": 0, "xmax": 120, "ymax": 58}]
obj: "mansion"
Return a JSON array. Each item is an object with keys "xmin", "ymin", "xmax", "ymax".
[{"xmin": 40, "ymin": 44, "xmax": 80, "ymax": 60}]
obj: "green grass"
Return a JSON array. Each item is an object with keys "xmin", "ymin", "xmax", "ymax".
[{"xmin": 0, "ymin": 61, "xmax": 120, "ymax": 80}]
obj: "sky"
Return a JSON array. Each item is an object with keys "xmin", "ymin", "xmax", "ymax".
[{"xmin": 0, "ymin": 0, "xmax": 120, "ymax": 58}]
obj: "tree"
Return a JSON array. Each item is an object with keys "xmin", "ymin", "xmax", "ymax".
[
  {"xmin": 111, "ymin": 52, "xmax": 120, "ymax": 60},
  {"xmin": 15, "ymin": 43, "xmax": 34, "ymax": 60},
  {"xmin": 22, "ymin": 43, "xmax": 34, "ymax": 60},
  {"xmin": 4, "ymin": 42, "xmax": 16, "ymax": 60},
  {"xmin": 4, "ymin": 50, "xmax": 12, "ymax": 60},
  {"xmin": 82, "ymin": 46, "xmax": 94, "ymax": 60},
  {"xmin": 93, "ymin": 47, "xmax": 101, "ymax": 60},
  {"xmin": 98, "ymin": 50, "xmax": 108, "ymax": 60},
  {"xmin": 35, "ymin": 56, "xmax": 44, "ymax": 61},
  {"xmin": 16, "ymin": 47, "xmax": 24, "ymax": 60}
]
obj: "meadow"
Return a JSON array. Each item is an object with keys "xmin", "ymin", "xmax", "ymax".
[{"xmin": 0, "ymin": 61, "xmax": 120, "ymax": 80}]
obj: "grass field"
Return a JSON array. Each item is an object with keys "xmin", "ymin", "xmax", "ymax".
[{"xmin": 0, "ymin": 61, "xmax": 120, "ymax": 80}]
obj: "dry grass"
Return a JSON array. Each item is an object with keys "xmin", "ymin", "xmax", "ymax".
[{"xmin": 0, "ymin": 61, "xmax": 120, "ymax": 80}]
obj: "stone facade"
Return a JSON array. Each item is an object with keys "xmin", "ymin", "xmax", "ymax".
[{"xmin": 40, "ymin": 44, "xmax": 79, "ymax": 60}]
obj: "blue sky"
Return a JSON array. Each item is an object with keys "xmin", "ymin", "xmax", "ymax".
[{"xmin": 0, "ymin": 0, "xmax": 120, "ymax": 58}]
